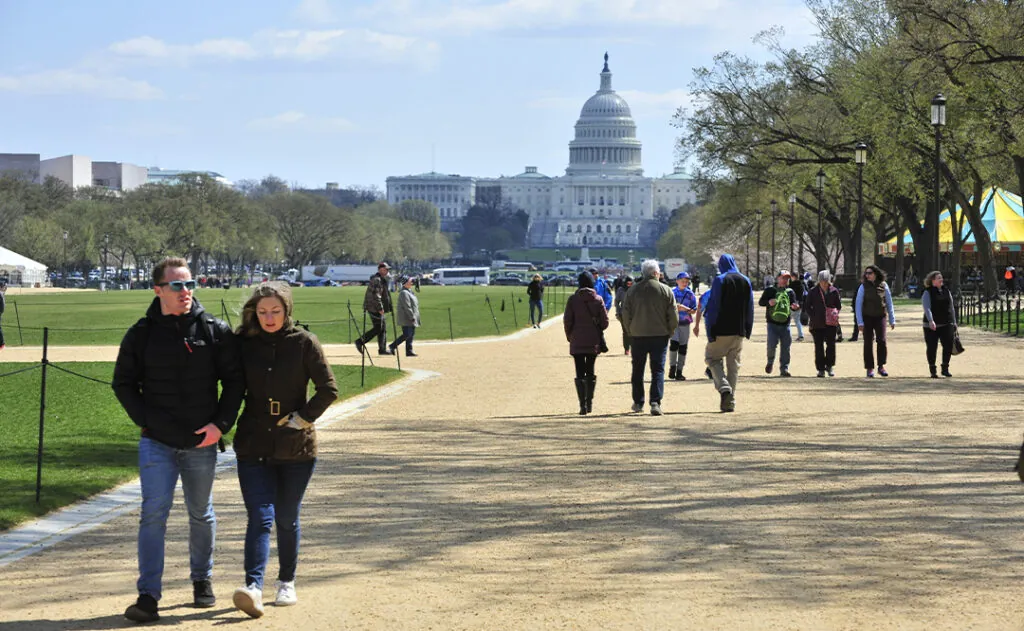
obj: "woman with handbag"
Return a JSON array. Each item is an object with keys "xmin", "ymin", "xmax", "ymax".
[
  {"xmin": 564, "ymin": 271, "xmax": 609, "ymax": 415},
  {"xmin": 803, "ymin": 270, "xmax": 842, "ymax": 378},
  {"xmin": 921, "ymin": 270, "xmax": 957, "ymax": 378}
]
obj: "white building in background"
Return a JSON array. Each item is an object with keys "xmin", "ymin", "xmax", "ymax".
[
  {"xmin": 0, "ymin": 153, "xmax": 149, "ymax": 191},
  {"xmin": 40, "ymin": 155, "xmax": 93, "ymax": 188},
  {"xmin": 385, "ymin": 54, "xmax": 696, "ymax": 248},
  {"xmin": 147, "ymin": 168, "xmax": 233, "ymax": 187}
]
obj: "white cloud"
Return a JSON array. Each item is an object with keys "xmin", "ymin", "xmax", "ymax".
[
  {"xmin": 293, "ymin": 0, "xmax": 338, "ymax": 23},
  {"xmin": 249, "ymin": 110, "xmax": 357, "ymax": 133},
  {"xmin": 108, "ymin": 29, "xmax": 438, "ymax": 68},
  {"xmin": 0, "ymin": 70, "xmax": 163, "ymax": 100}
]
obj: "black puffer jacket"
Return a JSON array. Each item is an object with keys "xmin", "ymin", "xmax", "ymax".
[{"xmin": 112, "ymin": 298, "xmax": 244, "ymax": 448}]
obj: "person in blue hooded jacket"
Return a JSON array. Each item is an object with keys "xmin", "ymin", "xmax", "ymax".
[
  {"xmin": 589, "ymin": 268, "xmax": 613, "ymax": 312},
  {"xmin": 703, "ymin": 253, "xmax": 754, "ymax": 412}
]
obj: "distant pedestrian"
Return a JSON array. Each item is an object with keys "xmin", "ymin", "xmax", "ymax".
[
  {"xmin": 113, "ymin": 257, "xmax": 244, "ymax": 623},
  {"xmin": 388, "ymin": 276, "xmax": 421, "ymax": 357},
  {"xmin": 564, "ymin": 272, "xmax": 609, "ymax": 415},
  {"xmin": 758, "ymin": 270, "xmax": 799, "ymax": 378},
  {"xmin": 855, "ymin": 265, "xmax": 895, "ymax": 378},
  {"xmin": 692, "ymin": 270, "xmax": 701, "ymax": 293},
  {"xmin": 922, "ymin": 270, "xmax": 957, "ymax": 378},
  {"xmin": 669, "ymin": 272, "xmax": 697, "ymax": 381},
  {"xmin": 589, "ymin": 267, "xmax": 613, "ymax": 311},
  {"xmin": 0, "ymin": 281, "xmax": 6, "ymax": 350},
  {"xmin": 613, "ymin": 275, "xmax": 634, "ymax": 355},
  {"xmin": 804, "ymin": 270, "xmax": 842, "ymax": 378},
  {"xmin": 1005, "ymin": 266, "xmax": 1016, "ymax": 296},
  {"xmin": 622, "ymin": 259, "xmax": 677, "ymax": 416},
  {"xmin": 355, "ymin": 262, "xmax": 394, "ymax": 356},
  {"xmin": 703, "ymin": 254, "xmax": 754, "ymax": 412},
  {"xmin": 789, "ymin": 272, "xmax": 806, "ymax": 341},
  {"xmin": 691, "ymin": 289, "xmax": 713, "ymax": 380},
  {"xmin": 527, "ymin": 274, "xmax": 545, "ymax": 328},
  {"xmin": 231, "ymin": 282, "xmax": 338, "ymax": 618}
]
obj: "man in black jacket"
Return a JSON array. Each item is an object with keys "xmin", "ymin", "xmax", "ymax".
[
  {"xmin": 112, "ymin": 257, "xmax": 244, "ymax": 623},
  {"xmin": 355, "ymin": 262, "xmax": 394, "ymax": 355}
]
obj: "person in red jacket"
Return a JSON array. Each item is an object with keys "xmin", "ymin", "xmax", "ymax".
[{"xmin": 564, "ymin": 272, "xmax": 609, "ymax": 415}]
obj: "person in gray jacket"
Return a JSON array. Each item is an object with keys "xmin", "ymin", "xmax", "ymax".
[
  {"xmin": 621, "ymin": 259, "xmax": 678, "ymax": 416},
  {"xmin": 388, "ymin": 275, "xmax": 421, "ymax": 357}
]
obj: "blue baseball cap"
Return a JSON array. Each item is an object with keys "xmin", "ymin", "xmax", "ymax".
[{"xmin": 675, "ymin": 272, "xmax": 690, "ymax": 280}]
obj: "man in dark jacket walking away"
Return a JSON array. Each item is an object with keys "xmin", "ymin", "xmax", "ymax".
[
  {"xmin": 527, "ymin": 274, "xmax": 545, "ymax": 328},
  {"xmin": 703, "ymin": 253, "xmax": 754, "ymax": 412},
  {"xmin": 355, "ymin": 262, "xmax": 394, "ymax": 355},
  {"xmin": 622, "ymin": 259, "xmax": 678, "ymax": 416},
  {"xmin": 112, "ymin": 257, "xmax": 244, "ymax": 623}
]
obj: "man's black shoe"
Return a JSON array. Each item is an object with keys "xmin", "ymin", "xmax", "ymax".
[
  {"xmin": 354, "ymin": 339, "xmax": 364, "ymax": 353},
  {"xmin": 193, "ymin": 580, "xmax": 216, "ymax": 608},
  {"xmin": 379, "ymin": 348, "xmax": 395, "ymax": 356},
  {"xmin": 125, "ymin": 594, "xmax": 160, "ymax": 623}
]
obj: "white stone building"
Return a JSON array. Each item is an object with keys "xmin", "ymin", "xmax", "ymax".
[{"xmin": 386, "ymin": 54, "xmax": 696, "ymax": 248}]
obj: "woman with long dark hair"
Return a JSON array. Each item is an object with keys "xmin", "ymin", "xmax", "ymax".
[
  {"xmin": 231, "ymin": 282, "xmax": 338, "ymax": 618},
  {"xmin": 921, "ymin": 270, "xmax": 957, "ymax": 378},
  {"xmin": 855, "ymin": 264, "xmax": 896, "ymax": 377},
  {"xmin": 564, "ymin": 272, "xmax": 609, "ymax": 415}
]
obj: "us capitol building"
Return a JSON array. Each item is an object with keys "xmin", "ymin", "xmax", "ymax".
[{"xmin": 386, "ymin": 54, "xmax": 695, "ymax": 248}]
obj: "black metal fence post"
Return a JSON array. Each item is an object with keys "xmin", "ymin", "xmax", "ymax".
[
  {"xmin": 13, "ymin": 300, "xmax": 24, "ymax": 346},
  {"xmin": 347, "ymin": 300, "xmax": 352, "ymax": 343},
  {"xmin": 448, "ymin": 307, "xmax": 454, "ymax": 342},
  {"xmin": 35, "ymin": 327, "xmax": 49, "ymax": 504},
  {"xmin": 1017, "ymin": 298, "xmax": 1021, "ymax": 337},
  {"xmin": 485, "ymin": 295, "xmax": 500, "ymax": 335},
  {"xmin": 220, "ymin": 298, "xmax": 233, "ymax": 329},
  {"xmin": 510, "ymin": 291, "xmax": 518, "ymax": 328},
  {"xmin": 390, "ymin": 308, "xmax": 401, "ymax": 372}
]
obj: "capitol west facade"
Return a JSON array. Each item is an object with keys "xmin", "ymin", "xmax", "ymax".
[{"xmin": 386, "ymin": 55, "xmax": 695, "ymax": 248}]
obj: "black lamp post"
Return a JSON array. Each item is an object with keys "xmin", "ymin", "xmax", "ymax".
[
  {"xmin": 770, "ymin": 199, "xmax": 778, "ymax": 275},
  {"xmin": 788, "ymin": 194, "xmax": 797, "ymax": 273},
  {"xmin": 62, "ymin": 230, "xmax": 68, "ymax": 288},
  {"xmin": 816, "ymin": 169, "xmax": 826, "ymax": 271},
  {"xmin": 931, "ymin": 93, "xmax": 946, "ymax": 274},
  {"xmin": 103, "ymin": 233, "xmax": 110, "ymax": 286},
  {"xmin": 855, "ymin": 142, "xmax": 868, "ymax": 277},
  {"xmin": 755, "ymin": 208, "xmax": 763, "ymax": 282}
]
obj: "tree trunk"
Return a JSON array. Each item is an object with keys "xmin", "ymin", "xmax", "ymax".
[
  {"xmin": 896, "ymin": 195, "xmax": 931, "ymax": 279},
  {"xmin": 947, "ymin": 170, "xmax": 998, "ymax": 297},
  {"xmin": 893, "ymin": 210, "xmax": 905, "ymax": 296}
]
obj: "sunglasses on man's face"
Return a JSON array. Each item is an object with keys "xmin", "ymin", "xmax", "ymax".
[{"xmin": 157, "ymin": 280, "xmax": 196, "ymax": 292}]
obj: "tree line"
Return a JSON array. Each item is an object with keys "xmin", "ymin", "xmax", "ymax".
[
  {"xmin": 663, "ymin": 0, "xmax": 1024, "ymax": 296},
  {"xmin": 0, "ymin": 174, "xmax": 450, "ymax": 282}
]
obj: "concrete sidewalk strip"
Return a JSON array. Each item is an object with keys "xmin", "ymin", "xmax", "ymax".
[{"xmin": 0, "ymin": 368, "xmax": 438, "ymax": 569}]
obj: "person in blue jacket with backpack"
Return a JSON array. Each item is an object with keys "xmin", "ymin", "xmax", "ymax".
[{"xmin": 589, "ymin": 267, "xmax": 613, "ymax": 311}]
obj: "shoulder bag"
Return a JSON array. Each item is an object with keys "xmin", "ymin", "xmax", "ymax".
[{"xmin": 820, "ymin": 288, "xmax": 840, "ymax": 327}]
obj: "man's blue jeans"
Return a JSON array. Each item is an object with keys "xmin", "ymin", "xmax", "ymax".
[
  {"xmin": 630, "ymin": 335, "xmax": 669, "ymax": 405},
  {"xmin": 137, "ymin": 437, "xmax": 218, "ymax": 601},
  {"xmin": 529, "ymin": 300, "xmax": 544, "ymax": 325},
  {"xmin": 237, "ymin": 459, "xmax": 316, "ymax": 589},
  {"xmin": 766, "ymin": 322, "xmax": 792, "ymax": 370}
]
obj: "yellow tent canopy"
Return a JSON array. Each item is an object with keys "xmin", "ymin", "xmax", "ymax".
[{"xmin": 879, "ymin": 187, "xmax": 1024, "ymax": 255}]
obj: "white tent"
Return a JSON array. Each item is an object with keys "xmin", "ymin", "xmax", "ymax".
[{"xmin": 0, "ymin": 245, "xmax": 48, "ymax": 287}]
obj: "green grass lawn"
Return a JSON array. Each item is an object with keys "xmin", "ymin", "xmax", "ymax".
[
  {"xmin": 2, "ymin": 285, "xmax": 572, "ymax": 347},
  {"xmin": 0, "ymin": 362, "xmax": 403, "ymax": 531}
]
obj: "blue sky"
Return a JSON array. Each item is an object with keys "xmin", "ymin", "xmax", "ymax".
[{"xmin": 0, "ymin": 0, "xmax": 817, "ymax": 190}]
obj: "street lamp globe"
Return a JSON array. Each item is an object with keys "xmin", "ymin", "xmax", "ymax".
[
  {"xmin": 816, "ymin": 169, "xmax": 826, "ymax": 191},
  {"xmin": 931, "ymin": 93, "xmax": 947, "ymax": 127},
  {"xmin": 770, "ymin": 199, "xmax": 778, "ymax": 217},
  {"xmin": 788, "ymin": 193, "xmax": 797, "ymax": 205},
  {"xmin": 855, "ymin": 142, "xmax": 868, "ymax": 165}
]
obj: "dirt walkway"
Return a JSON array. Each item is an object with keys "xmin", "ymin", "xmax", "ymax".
[{"xmin": 2, "ymin": 306, "xmax": 1024, "ymax": 630}]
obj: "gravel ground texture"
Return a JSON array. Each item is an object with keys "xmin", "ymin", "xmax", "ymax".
[{"xmin": 1, "ymin": 304, "xmax": 1023, "ymax": 630}]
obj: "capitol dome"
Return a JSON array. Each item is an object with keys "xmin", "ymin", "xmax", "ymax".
[{"xmin": 566, "ymin": 53, "xmax": 643, "ymax": 177}]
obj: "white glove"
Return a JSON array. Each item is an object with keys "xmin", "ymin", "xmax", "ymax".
[{"xmin": 276, "ymin": 412, "xmax": 313, "ymax": 431}]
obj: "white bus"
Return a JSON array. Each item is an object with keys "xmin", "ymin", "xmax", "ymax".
[
  {"xmin": 433, "ymin": 267, "xmax": 490, "ymax": 286},
  {"xmin": 492, "ymin": 261, "xmax": 536, "ymax": 272}
]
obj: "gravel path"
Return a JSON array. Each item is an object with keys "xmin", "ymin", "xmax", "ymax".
[{"xmin": 2, "ymin": 305, "xmax": 1023, "ymax": 630}]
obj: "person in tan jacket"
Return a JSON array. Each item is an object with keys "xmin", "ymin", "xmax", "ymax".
[
  {"xmin": 231, "ymin": 282, "xmax": 338, "ymax": 619},
  {"xmin": 621, "ymin": 259, "xmax": 678, "ymax": 416}
]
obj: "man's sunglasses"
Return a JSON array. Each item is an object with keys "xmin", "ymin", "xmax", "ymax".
[{"xmin": 156, "ymin": 280, "xmax": 197, "ymax": 292}]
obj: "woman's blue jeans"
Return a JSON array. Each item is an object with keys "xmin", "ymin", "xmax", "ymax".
[
  {"xmin": 529, "ymin": 300, "xmax": 544, "ymax": 325},
  {"xmin": 237, "ymin": 458, "xmax": 316, "ymax": 589}
]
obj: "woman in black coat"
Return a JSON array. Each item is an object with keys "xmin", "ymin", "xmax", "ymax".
[
  {"xmin": 921, "ymin": 270, "xmax": 957, "ymax": 377},
  {"xmin": 563, "ymin": 272, "xmax": 609, "ymax": 415}
]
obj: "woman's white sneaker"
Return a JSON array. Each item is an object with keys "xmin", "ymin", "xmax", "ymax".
[
  {"xmin": 233, "ymin": 585, "xmax": 265, "ymax": 618},
  {"xmin": 275, "ymin": 580, "xmax": 298, "ymax": 606}
]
